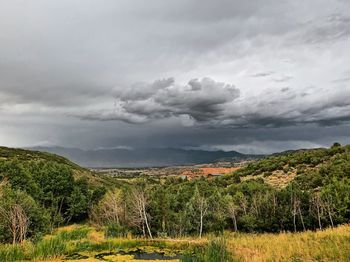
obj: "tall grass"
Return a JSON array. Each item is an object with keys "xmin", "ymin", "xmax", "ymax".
[
  {"xmin": 0, "ymin": 245, "xmax": 26, "ymax": 262},
  {"xmin": 1, "ymin": 224, "xmax": 349, "ymax": 261},
  {"xmin": 205, "ymin": 238, "xmax": 231, "ymax": 261},
  {"xmin": 104, "ymin": 223, "xmax": 129, "ymax": 238},
  {"xmin": 32, "ymin": 236, "xmax": 67, "ymax": 259},
  {"xmin": 227, "ymin": 225, "xmax": 350, "ymax": 262},
  {"xmin": 181, "ymin": 237, "xmax": 231, "ymax": 262},
  {"xmin": 29, "ymin": 227, "xmax": 90, "ymax": 259},
  {"xmin": 56, "ymin": 227, "xmax": 90, "ymax": 241}
]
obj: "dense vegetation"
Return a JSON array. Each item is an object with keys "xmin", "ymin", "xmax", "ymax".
[
  {"xmin": 89, "ymin": 143, "xmax": 350, "ymax": 237},
  {"xmin": 0, "ymin": 147, "xmax": 106, "ymax": 244},
  {"xmin": 0, "ymin": 144, "xmax": 349, "ymax": 261}
]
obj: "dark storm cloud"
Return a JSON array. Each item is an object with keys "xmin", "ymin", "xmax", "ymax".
[
  {"xmin": 1, "ymin": 0, "xmax": 350, "ymax": 153},
  {"xmin": 78, "ymin": 78, "xmax": 240, "ymax": 123},
  {"xmin": 75, "ymin": 75, "xmax": 350, "ymax": 129}
]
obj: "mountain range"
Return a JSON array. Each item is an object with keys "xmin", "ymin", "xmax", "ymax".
[{"xmin": 28, "ymin": 146, "xmax": 260, "ymax": 168}]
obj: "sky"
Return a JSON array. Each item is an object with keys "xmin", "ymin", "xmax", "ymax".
[{"xmin": 1, "ymin": 0, "xmax": 350, "ymax": 154}]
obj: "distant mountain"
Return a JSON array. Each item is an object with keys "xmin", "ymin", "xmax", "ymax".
[{"xmin": 28, "ymin": 146, "xmax": 259, "ymax": 168}]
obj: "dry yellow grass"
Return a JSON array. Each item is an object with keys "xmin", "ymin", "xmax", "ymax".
[
  {"xmin": 264, "ymin": 171, "xmax": 297, "ymax": 188},
  {"xmin": 87, "ymin": 229, "xmax": 105, "ymax": 243},
  {"xmin": 227, "ymin": 225, "xmax": 350, "ymax": 262}
]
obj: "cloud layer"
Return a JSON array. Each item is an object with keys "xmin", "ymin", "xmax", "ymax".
[
  {"xmin": 0, "ymin": 0, "xmax": 350, "ymax": 153},
  {"xmin": 79, "ymin": 78, "xmax": 239, "ymax": 124},
  {"xmin": 75, "ymin": 76, "xmax": 350, "ymax": 129}
]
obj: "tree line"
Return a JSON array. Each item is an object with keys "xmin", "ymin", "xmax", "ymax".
[{"xmin": 91, "ymin": 144, "xmax": 350, "ymax": 238}]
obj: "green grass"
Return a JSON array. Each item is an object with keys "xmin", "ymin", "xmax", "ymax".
[
  {"xmin": 181, "ymin": 238, "xmax": 231, "ymax": 262},
  {"xmin": 56, "ymin": 227, "xmax": 90, "ymax": 241},
  {"xmin": 0, "ymin": 244, "xmax": 26, "ymax": 262},
  {"xmin": 30, "ymin": 227, "xmax": 90, "ymax": 259},
  {"xmin": 32, "ymin": 237, "xmax": 67, "ymax": 259}
]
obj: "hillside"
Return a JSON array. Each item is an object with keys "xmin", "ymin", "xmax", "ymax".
[
  {"xmin": 29, "ymin": 146, "xmax": 259, "ymax": 167},
  {"xmin": 0, "ymin": 146, "xmax": 115, "ymax": 188},
  {"xmin": 0, "ymin": 146, "xmax": 81, "ymax": 169},
  {"xmin": 226, "ymin": 143, "xmax": 350, "ymax": 188}
]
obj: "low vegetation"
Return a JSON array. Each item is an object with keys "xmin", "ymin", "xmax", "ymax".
[
  {"xmin": 0, "ymin": 224, "xmax": 349, "ymax": 261},
  {"xmin": 227, "ymin": 224, "xmax": 350, "ymax": 262}
]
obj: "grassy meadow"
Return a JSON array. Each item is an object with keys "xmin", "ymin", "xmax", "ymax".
[
  {"xmin": 227, "ymin": 224, "xmax": 350, "ymax": 262},
  {"xmin": 0, "ymin": 224, "xmax": 349, "ymax": 261}
]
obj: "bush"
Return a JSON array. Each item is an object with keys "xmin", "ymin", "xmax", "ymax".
[
  {"xmin": 181, "ymin": 238, "xmax": 231, "ymax": 262},
  {"xmin": 104, "ymin": 223, "xmax": 128, "ymax": 238}
]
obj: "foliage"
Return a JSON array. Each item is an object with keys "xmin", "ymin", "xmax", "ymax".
[
  {"xmin": 0, "ymin": 148, "xmax": 106, "ymax": 244},
  {"xmin": 0, "ymin": 185, "xmax": 50, "ymax": 243},
  {"xmin": 89, "ymin": 145, "xmax": 350, "ymax": 236},
  {"xmin": 1, "ymin": 144, "xmax": 350, "ymax": 245}
]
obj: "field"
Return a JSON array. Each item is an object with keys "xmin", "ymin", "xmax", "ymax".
[
  {"xmin": 227, "ymin": 225, "xmax": 350, "ymax": 261},
  {"xmin": 1, "ymin": 224, "xmax": 350, "ymax": 261},
  {"xmin": 94, "ymin": 164, "xmax": 243, "ymax": 180}
]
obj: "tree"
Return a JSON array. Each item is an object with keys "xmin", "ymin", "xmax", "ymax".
[
  {"xmin": 90, "ymin": 190, "xmax": 124, "ymax": 226},
  {"xmin": 224, "ymin": 194, "xmax": 240, "ymax": 232},
  {"xmin": 0, "ymin": 204, "xmax": 29, "ymax": 244},
  {"xmin": 129, "ymin": 186, "xmax": 153, "ymax": 239},
  {"xmin": 0, "ymin": 184, "xmax": 49, "ymax": 244},
  {"xmin": 311, "ymin": 193, "xmax": 324, "ymax": 230},
  {"xmin": 189, "ymin": 187, "xmax": 209, "ymax": 238}
]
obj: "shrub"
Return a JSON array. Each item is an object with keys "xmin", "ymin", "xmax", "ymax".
[
  {"xmin": 181, "ymin": 238, "xmax": 231, "ymax": 262},
  {"xmin": 104, "ymin": 223, "xmax": 128, "ymax": 238}
]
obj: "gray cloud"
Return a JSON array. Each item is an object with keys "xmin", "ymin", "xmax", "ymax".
[
  {"xmin": 272, "ymin": 75, "xmax": 293, "ymax": 83},
  {"xmin": 299, "ymin": 13, "xmax": 350, "ymax": 45},
  {"xmin": 78, "ymin": 77, "xmax": 240, "ymax": 123},
  {"xmin": 251, "ymin": 71, "xmax": 275, "ymax": 78},
  {"xmin": 74, "ymin": 74, "xmax": 350, "ymax": 129},
  {"xmin": 1, "ymin": 0, "xmax": 350, "ymax": 154}
]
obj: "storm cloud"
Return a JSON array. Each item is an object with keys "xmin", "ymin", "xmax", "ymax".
[
  {"xmin": 1, "ymin": 0, "xmax": 350, "ymax": 153},
  {"xmin": 78, "ymin": 78, "xmax": 240, "ymax": 123}
]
